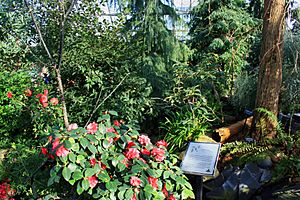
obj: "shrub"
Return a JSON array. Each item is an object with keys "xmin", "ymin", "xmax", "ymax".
[{"xmin": 43, "ymin": 113, "xmax": 194, "ymax": 199}]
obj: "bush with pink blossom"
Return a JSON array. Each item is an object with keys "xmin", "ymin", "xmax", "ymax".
[{"xmin": 44, "ymin": 112, "xmax": 194, "ymax": 199}]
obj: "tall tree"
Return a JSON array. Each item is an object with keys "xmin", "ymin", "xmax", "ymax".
[{"xmin": 253, "ymin": 0, "xmax": 285, "ymax": 139}]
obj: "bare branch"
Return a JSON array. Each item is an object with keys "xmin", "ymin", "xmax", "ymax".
[
  {"xmin": 85, "ymin": 73, "xmax": 130, "ymax": 127},
  {"xmin": 24, "ymin": 0, "xmax": 53, "ymax": 61}
]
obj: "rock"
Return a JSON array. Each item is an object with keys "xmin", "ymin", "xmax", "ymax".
[
  {"xmin": 259, "ymin": 169, "xmax": 272, "ymax": 183},
  {"xmin": 257, "ymin": 157, "xmax": 273, "ymax": 169}
]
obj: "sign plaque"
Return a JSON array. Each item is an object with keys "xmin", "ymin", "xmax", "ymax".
[{"xmin": 181, "ymin": 142, "xmax": 221, "ymax": 176}]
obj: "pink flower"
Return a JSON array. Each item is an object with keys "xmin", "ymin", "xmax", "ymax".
[
  {"xmin": 125, "ymin": 148, "xmax": 140, "ymax": 159},
  {"xmin": 151, "ymin": 148, "xmax": 166, "ymax": 162},
  {"xmin": 52, "ymin": 138, "xmax": 60, "ymax": 150},
  {"xmin": 148, "ymin": 176, "xmax": 158, "ymax": 190},
  {"xmin": 141, "ymin": 148, "xmax": 151, "ymax": 156},
  {"xmin": 89, "ymin": 158, "xmax": 97, "ymax": 167},
  {"xmin": 130, "ymin": 193, "xmax": 137, "ymax": 200},
  {"xmin": 168, "ymin": 194, "xmax": 176, "ymax": 200},
  {"xmin": 130, "ymin": 176, "xmax": 141, "ymax": 187},
  {"xmin": 50, "ymin": 97, "xmax": 59, "ymax": 105},
  {"xmin": 106, "ymin": 127, "xmax": 115, "ymax": 133},
  {"xmin": 138, "ymin": 135, "xmax": 151, "ymax": 145},
  {"xmin": 87, "ymin": 122, "xmax": 98, "ymax": 134},
  {"xmin": 55, "ymin": 145, "xmax": 69, "ymax": 157},
  {"xmin": 48, "ymin": 135, "xmax": 53, "ymax": 142},
  {"xmin": 41, "ymin": 147, "xmax": 48, "ymax": 155},
  {"xmin": 67, "ymin": 123, "xmax": 78, "ymax": 131},
  {"xmin": 88, "ymin": 176, "xmax": 98, "ymax": 188},
  {"xmin": 156, "ymin": 140, "xmax": 168, "ymax": 148},
  {"xmin": 121, "ymin": 158, "xmax": 129, "ymax": 167},
  {"xmin": 127, "ymin": 141, "xmax": 136, "ymax": 148},
  {"xmin": 7, "ymin": 92, "xmax": 12, "ymax": 98},
  {"xmin": 24, "ymin": 89, "xmax": 32, "ymax": 97},
  {"xmin": 113, "ymin": 120, "xmax": 121, "ymax": 127}
]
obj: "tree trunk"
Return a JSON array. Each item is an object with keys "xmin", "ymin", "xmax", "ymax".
[{"xmin": 253, "ymin": 0, "xmax": 285, "ymax": 139}]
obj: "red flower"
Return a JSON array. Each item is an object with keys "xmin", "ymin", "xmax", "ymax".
[
  {"xmin": 36, "ymin": 90, "xmax": 48, "ymax": 107},
  {"xmin": 87, "ymin": 122, "xmax": 98, "ymax": 134},
  {"xmin": 113, "ymin": 120, "xmax": 121, "ymax": 127},
  {"xmin": 100, "ymin": 162, "xmax": 107, "ymax": 170},
  {"xmin": 88, "ymin": 176, "xmax": 98, "ymax": 188},
  {"xmin": 130, "ymin": 193, "xmax": 137, "ymax": 200},
  {"xmin": 55, "ymin": 145, "xmax": 69, "ymax": 157},
  {"xmin": 41, "ymin": 147, "xmax": 48, "ymax": 155},
  {"xmin": 127, "ymin": 141, "xmax": 136, "ymax": 148},
  {"xmin": 156, "ymin": 140, "xmax": 168, "ymax": 148},
  {"xmin": 67, "ymin": 123, "xmax": 78, "ymax": 131},
  {"xmin": 138, "ymin": 135, "xmax": 151, "ymax": 145},
  {"xmin": 50, "ymin": 97, "xmax": 59, "ymax": 105},
  {"xmin": 48, "ymin": 154, "xmax": 55, "ymax": 160},
  {"xmin": 48, "ymin": 135, "xmax": 53, "ymax": 142},
  {"xmin": 89, "ymin": 158, "xmax": 97, "ymax": 167},
  {"xmin": 7, "ymin": 92, "xmax": 12, "ymax": 98},
  {"xmin": 151, "ymin": 148, "xmax": 166, "ymax": 162},
  {"xmin": 130, "ymin": 176, "xmax": 141, "ymax": 187},
  {"xmin": 162, "ymin": 183, "xmax": 168, "ymax": 197},
  {"xmin": 148, "ymin": 176, "xmax": 158, "ymax": 189},
  {"xmin": 168, "ymin": 194, "xmax": 176, "ymax": 200},
  {"xmin": 141, "ymin": 148, "xmax": 151, "ymax": 156},
  {"xmin": 125, "ymin": 148, "xmax": 140, "ymax": 159},
  {"xmin": 24, "ymin": 89, "xmax": 32, "ymax": 97}
]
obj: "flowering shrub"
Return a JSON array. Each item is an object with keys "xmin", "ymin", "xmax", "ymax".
[
  {"xmin": 0, "ymin": 180, "xmax": 15, "ymax": 200},
  {"xmin": 0, "ymin": 70, "xmax": 63, "ymax": 139},
  {"xmin": 44, "ymin": 113, "xmax": 194, "ymax": 199}
]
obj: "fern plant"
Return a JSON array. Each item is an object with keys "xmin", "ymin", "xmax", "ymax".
[{"xmin": 221, "ymin": 108, "xmax": 300, "ymax": 182}]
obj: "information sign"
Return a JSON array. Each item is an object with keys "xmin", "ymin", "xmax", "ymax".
[{"xmin": 181, "ymin": 142, "xmax": 221, "ymax": 176}]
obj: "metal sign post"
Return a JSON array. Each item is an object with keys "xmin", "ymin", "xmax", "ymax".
[{"xmin": 180, "ymin": 142, "xmax": 221, "ymax": 200}]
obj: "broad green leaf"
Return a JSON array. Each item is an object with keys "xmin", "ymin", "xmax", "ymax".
[
  {"xmin": 68, "ymin": 163, "xmax": 77, "ymax": 172},
  {"xmin": 82, "ymin": 179, "xmax": 90, "ymax": 191},
  {"xmin": 72, "ymin": 143, "xmax": 80, "ymax": 152},
  {"xmin": 62, "ymin": 167, "xmax": 71, "ymax": 181},
  {"xmin": 182, "ymin": 189, "xmax": 195, "ymax": 199},
  {"xmin": 85, "ymin": 168, "xmax": 96, "ymax": 177},
  {"xmin": 87, "ymin": 144, "xmax": 97, "ymax": 154},
  {"xmin": 68, "ymin": 152, "xmax": 76, "ymax": 163},
  {"xmin": 80, "ymin": 138, "xmax": 89, "ymax": 149},
  {"xmin": 73, "ymin": 170, "xmax": 83, "ymax": 180},
  {"xmin": 77, "ymin": 183, "xmax": 84, "ymax": 195}
]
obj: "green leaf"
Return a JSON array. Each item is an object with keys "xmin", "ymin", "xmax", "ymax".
[
  {"xmin": 69, "ymin": 179, "xmax": 76, "ymax": 185},
  {"xmin": 73, "ymin": 170, "xmax": 83, "ymax": 180},
  {"xmin": 85, "ymin": 168, "xmax": 96, "ymax": 177},
  {"xmin": 80, "ymin": 138, "xmax": 90, "ymax": 149},
  {"xmin": 163, "ymin": 171, "xmax": 171, "ymax": 179},
  {"xmin": 108, "ymin": 110, "xmax": 118, "ymax": 116},
  {"xmin": 118, "ymin": 190, "xmax": 126, "ymax": 199},
  {"xmin": 98, "ymin": 171, "xmax": 110, "ymax": 182},
  {"xmin": 182, "ymin": 189, "xmax": 195, "ymax": 199},
  {"xmin": 103, "ymin": 139, "xmax": 110, "ymax": 149},
  {"xmin": 64, "ymin": 140, "xmax": 72, "ymax": 149},
  {"xmin": 82, "ymin": 179, "xmax": 90, "ymax": 191},
  {"xmin": 76, "ymin": 155, "xmax": 85, "ymax": 163},
  {"xmin": 68, "ymin": 163, "xmax": 77, "ymax": 172},
  {"xmin": 68, "ymin": 152, "xmax": 76, "ymax": 163},
  {"xmin": 87, "ymin": 144, "xmax": 97, "ymax": 154},
  {"xmin": 62, "ymin": 167, "xmax": 72, "ymax": 181},
  {"xmin": 72, "ymin": 143, "xmax": 80, "ymax": 152},
  {"xmin": 106, "ymin": 181, "xmax": 117, "ymax": 192},
  {"xmin": 86, "ymin": 134, "xmax": 97, "ymax": 143},
  {"xmin": 77, "ymin": 183, "xmax": 84, "ymax": 195},
  {"xmin": 125, "ymin": 189, "xmax": 134, "ymax": 199}
]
